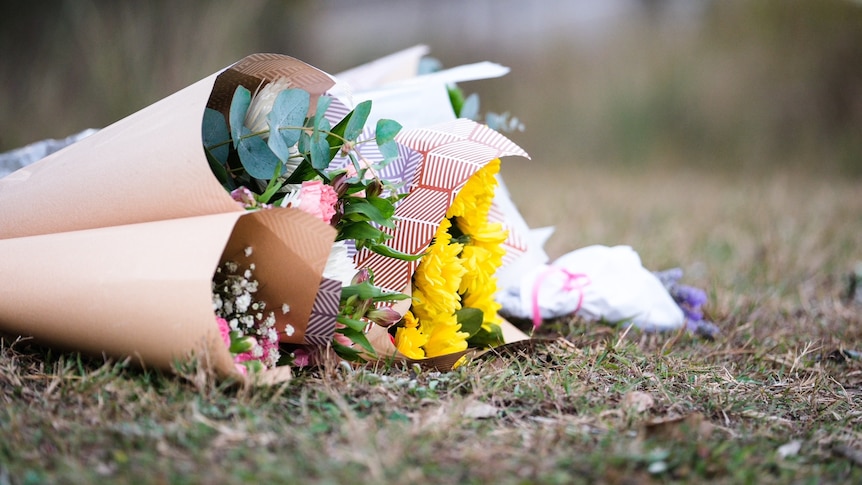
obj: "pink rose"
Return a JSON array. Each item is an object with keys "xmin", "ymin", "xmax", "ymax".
[{"xmin": 298, "ymin": 180, "xmax": 338, "ymax": 224}]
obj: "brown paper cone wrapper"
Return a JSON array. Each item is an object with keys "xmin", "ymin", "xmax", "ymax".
[
  {"xmin": 0, "ymin": 53, "xmax": 335, "ymax": 239},
  {"xmin": 0, "ymin": 54, "xmax": 340, "ymax": 380},
  {"xmin": 0, "ymin": 209, "xmax": 334, "ymax": 380}
]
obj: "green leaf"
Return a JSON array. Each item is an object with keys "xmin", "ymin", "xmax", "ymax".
[
  {"xmin": 335, "ymin": 317, "xmax": 376, "ymax": 355},
  {"xmin": 366, "ymin": 196, "xmax": 396, "ymax": 220},
  {"xmin": 342, "ymin": 199, "xmax": 387, "ymax": 224},
  {"xmin": 314, "ymin": 95, "xmax": 332, "ymax": 126},
  {"xmin": 341, "ymin": 280, "xmax": 410, "ymax": 302},
  {"xmin": 202, "ymin": 108, "xmax": 230, "ymax": 164},
  {"xmin": 236, "ymin": 128, "xmax": 283, "ymax": 179},
  {"xmin": 337, "ymin": 221, "xmax": 386, "ymax": 242},
  {"xmin": 229, "ymin": 86, "xmax": 252, "ymax": 147},
  {"xmin": 267, "ymin": 89, "xmax": 310, "ymax": 161},
  {"xmin": 378, "ymin": 140, "xmax": 400, "ymax": 165},
  {"xmin": 455, "ymin": 307, "xmax": 485, "ymax": 338},
  {"xmin": 326, "ymin": 115, "xmax": 349, "ymax": 153},
  {"xmin": 375, "ymin": 119, "xmax": 402, "ymax": 145},
  {"xmin": 344, "ymin": 100, "xmax": 372, "ymax": 141},
  {"xmin": 336, "ymin": 314, "xmax": 368, "ymax": 333},
  {"xmin": 331, "ymin": 341, "xmax": 367, "ymax": 362},
  {"xmin": 447, "ymin": 85, "xmax": 466, "ymax": 117},
  {"xmin": 368, "ymin": 243, "xmax": 425, "ymax": 262},
  {"xmin": 256, "ymin": 162, "xmax": 285, "ymax": 203},
  {"xmin": 467, "ymin": 323, "xmax": 505, "ymax": 348},
  {"xmin": 285, "ymin": 159, "xmax": 316, "ymax": 185},
  {"xmin": 205, "ymin": 150, "xmax": 233, "ymax": 189},
  {"xmin": 309, "ymin": 116, "xmax": 332, "ymax": 170}
]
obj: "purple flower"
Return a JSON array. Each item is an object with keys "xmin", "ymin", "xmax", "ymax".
[
  {"xmin": 654, "ymin": 267, "xmax": 718, "ymax": 338},
  {"xmin": 672, "ymin": 285, "xmax": 708, "ymax": 321}
]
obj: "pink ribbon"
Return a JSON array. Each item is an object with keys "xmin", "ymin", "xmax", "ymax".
[{"xmin": 531, "ymin": 266, "xmax": 591, "ymax": 330}]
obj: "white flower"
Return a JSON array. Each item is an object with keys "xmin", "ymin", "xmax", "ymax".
[
  {"xmin": 282, "ymin": 303, "xmax": 291, "ymax": 314},
  {"xmin": 235, "ymin": 292, "xmax": 252, "ymax": 314},
  {"xmin": 278, "ymin": 186, "xmax": 302, "ymax": 209},
  {"xmin": 285, "ymin": 324, "xmax": 295, "ymax": 337},
  {"xmin": 244, "ymin": 247, "xmax": 253, "ymax": 257},
  {"xmin": 322, "ymin": 241, "xmax": 358, "ymax": 286},
  {"xmin": 245, "ymin": 78, "xmax": 293, "ymax": 134}
]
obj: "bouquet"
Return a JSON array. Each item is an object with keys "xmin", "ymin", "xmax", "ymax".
[{"xmin": 0, "ymin": 49, "xmax": 534, "ymax": 380}]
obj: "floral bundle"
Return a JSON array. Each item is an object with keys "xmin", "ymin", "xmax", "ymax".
[{"xmin": 0, "ymin": 49, "xmax": 532, "ymax": 382}]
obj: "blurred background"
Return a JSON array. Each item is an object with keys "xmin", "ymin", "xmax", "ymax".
[{"xmin": 1, "ymin": 0, "xmax": 860, "ymax": 265}]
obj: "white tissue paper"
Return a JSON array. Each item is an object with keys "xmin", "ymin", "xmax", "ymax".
[{"xmin": 497, "ymin": 244, "xmax": 684, "ymax": 331}]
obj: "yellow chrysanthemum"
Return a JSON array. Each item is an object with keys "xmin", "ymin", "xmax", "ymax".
[
  {"xmin": 421, "ymin": 312, "xmax": 469, "ymax": 357},
  {"xmin": 412, "ymin": 218, "xmax": 466, "ymax": 321},
  {"xmin": 395, "ymin": 158, "xmax": 508, "ymax": 359},
  {"xmin": 394, "ymin": 311, "xmax": 428, "ymax": 360}
]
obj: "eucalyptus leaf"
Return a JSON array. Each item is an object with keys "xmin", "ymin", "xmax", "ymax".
[
  {"xmin": 459, "ymin": 93, "xmax": 480, "ymax": 121},
  {"xmin": 314, "ymin": 95, "xmax": 332, "ymax": 126},
  {"xmin": 375, "ymin": 119, "xmax": 402, "ymax": 145},
  {"xmin": 237, "ymin": 128, "xmax": 283, "ymax": 179},
  {"xmin": 378, "ymin": 139, "xmax": 400, "ymax": 165},
  {"xmin": 229, "ymin": 86, "xmax": 252, "ymax": 146},
  {"xmin": 309, "ymin": 116, "xmax": 332, "ymax": 170},
  {"xmin": 344, "ymin": 100, "xmax": 372, "ymax": 142},
  {"xmin": 202, "ymin": 108, "xmax": 230, "ymax": 164},
  {"xmin": 267, "ymin": 89, "xmax": 309, "ymax": 161}
]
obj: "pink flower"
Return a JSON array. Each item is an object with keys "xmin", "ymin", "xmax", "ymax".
[
  {"xmin": 293, "ymin": 348, "xmax": 311, "ymax": 367},
  {"xmin": 231, "ymin": 187, "xmax": 272, "ymax": 210},
  {"xmin": 297, "ymin": 180, "xmax": 338, "ymax": 224},
  {"xmin": 216, "ymin": 316, "xmax": 231, "ymax": 347},
  {"xmin": 332, "ymin": 322, "xmax": 354, "ymax": 348}
]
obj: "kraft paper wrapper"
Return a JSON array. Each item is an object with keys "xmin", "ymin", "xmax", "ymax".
[
  {"xmin": 0, "ymin": 53, "xmax": 340, "ymax": 380},
  {"xmin": 0, "ymin": 209, "xmax": 333, "ymax": 380},
  {"xmin": 0, "ymin": 53, "xmax": 335, "ymax": 239}
]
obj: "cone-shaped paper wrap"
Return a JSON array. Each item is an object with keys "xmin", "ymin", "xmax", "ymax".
[
  {"xmin": 0, "ymin": 53, "xmax": 335, "ymax": 239},
  {"xmin": 0, "ymin": 54, "xmax": 341, "ymax": 379},
  {"xmin": 0, "ymin": 210, "xmax": 334, "ymax": 378}
]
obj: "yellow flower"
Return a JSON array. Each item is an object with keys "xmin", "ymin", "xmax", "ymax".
[
  {"xmin": 421, "ymin": 313, "xmax": 469, "ymax": 357},
  {"xmin": 398, "ymin": 158, "xmax": 508, "ymax": 358},
  {"xmin": 394, "ymin": 311, "xmax": 428, "ymax": 360},
  {"xmin": 412, "ymin": 218, "xmax": 466, "ymax": 321}
]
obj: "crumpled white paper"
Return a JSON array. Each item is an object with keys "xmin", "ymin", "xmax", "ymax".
[{"xmin": 497, "ymin": 244, "xmax": 685, "ymax": 331}]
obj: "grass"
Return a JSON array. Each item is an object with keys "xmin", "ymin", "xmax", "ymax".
[{"xmin": 2, "ymin": 167, "xmax": 861, "ymax": 484}]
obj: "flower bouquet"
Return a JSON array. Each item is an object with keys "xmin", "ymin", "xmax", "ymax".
[{"xmin": 0, "ymin": 49, "xmax": 535, "ymax": 379}]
